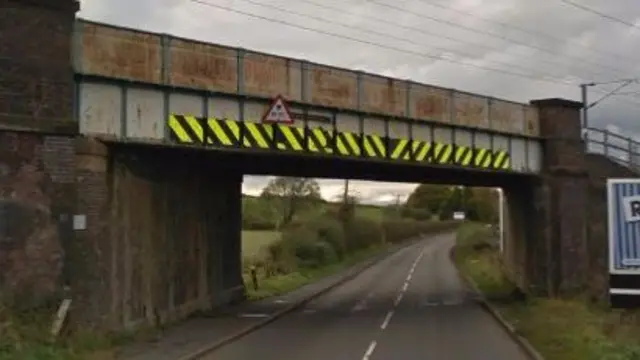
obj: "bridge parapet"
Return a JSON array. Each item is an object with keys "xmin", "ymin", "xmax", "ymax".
[
  {"xmin": 72, "ymin": 20, "xmax": 540, "ymax": 139},
  {"xmin": 584, "ymin": 127, "xmax": 640, "ymax": 172}
]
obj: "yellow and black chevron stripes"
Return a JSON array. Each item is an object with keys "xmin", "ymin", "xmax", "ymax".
[
  {"xmin": 389, "ymin": 139, "xmax": 412, "ymax": 160},
  {"xmin": 432, "ymin": 143, "xmax": 453, "ymax": 164},
  {"xmin": 166, "ymin": 115, "xmax": 511, "ymax": 171},
  {"xmin": 473, "ymin": 148, "xmax": 492, "ymax": 168},
  {"xmin": 362, "ymin": 134, "xmax": 386, "ymax": 158},
  {"xmin": 335, "ymin": 132, "xmax": 361, "ymax": 157},
  {"xmin": 454, "ymin": 145, "xmax": 473, "ymax": 167},
  {"xmin": 168, "ymin": 114, "xmax": 204, "ymax": 144},
  {"xmin": 308, "ymin": 128, "xmax": 334, "ymax": 155},
  {"xmin": 203, "ymin": 118, "xmax": 241, "ymax": 147},
  {"xmin": 242, "ymin": 122, "xmax": 272, "ymax": 149},
  {"xmin": 492, "ymin": 150, "xmax": 510, "ymax": 170},
  {"xmin": 273, "ymin": 124, "xmax": 305, "ymax": 151}
]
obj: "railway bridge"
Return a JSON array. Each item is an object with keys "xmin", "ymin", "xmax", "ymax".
[{"xmin": 0, "ymin": 0, "xmax": 635, "ymax": 330}]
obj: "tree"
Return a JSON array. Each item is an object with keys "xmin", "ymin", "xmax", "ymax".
[
  {"xmin": 405, "ymin": 184, "xmax": 452, "ymax": 218},
  {"xmin": 260, "ymin": 177, "xmax": 322, "ymax": 226},
  {"xmin": 467, "ymin": 187, "xmax": 499, "ymax": 223},
  {"xmin": 406, "ymin": 184, "xmax": 452, "ymax": 214}
]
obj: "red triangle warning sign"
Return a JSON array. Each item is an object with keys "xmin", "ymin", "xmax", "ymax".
[{"xmin": 262, "ymin": 95, "xmax": 293, "ymax": 124}]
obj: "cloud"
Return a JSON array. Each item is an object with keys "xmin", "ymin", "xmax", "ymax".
[
  {"xmin": 242, "ymin": 176, "xmax": 416, "ymax": 204},
  {"xmin": 78, "ymin": 0, "xmax": 640, "ymax": 200}
]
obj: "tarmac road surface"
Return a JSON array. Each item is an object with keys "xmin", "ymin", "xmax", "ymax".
[{"xmin": 205, "ymin": 233, "xmax": 530, "ymax": 360}]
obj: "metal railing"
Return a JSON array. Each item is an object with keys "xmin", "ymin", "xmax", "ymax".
[{"xmin": 583, "ymin": 127, "xmax": 640, "ymax": 171}]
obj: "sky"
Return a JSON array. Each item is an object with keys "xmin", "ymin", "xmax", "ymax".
[{"xmin": 79, "ymin": 0, "xmax": 640, "ymax": 203}]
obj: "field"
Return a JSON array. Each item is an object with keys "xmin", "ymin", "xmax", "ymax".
[{"xmin": 242, "ymin": 230, "xmax": 281, "ymax": 259}]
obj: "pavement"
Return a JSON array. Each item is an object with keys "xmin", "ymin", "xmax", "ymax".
[{"xmin": 200, "ymin": 233, "xmax": 531, "ymax": 360}]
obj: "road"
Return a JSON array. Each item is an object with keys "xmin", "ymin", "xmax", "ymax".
[{"xmin": 206, "ymin": 233, "xmax": 530, "ymax": 360}]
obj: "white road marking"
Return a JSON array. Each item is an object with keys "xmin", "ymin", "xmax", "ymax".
[
  {"xmin": 362, "ymin": 341, "xmax": 377, "ymax": 360},
  {"xmin": 351, "ymin": 301, "xmax": 367, "ymax": 312},
  {"xmin": 380, "ymin": 310, "xmax": 394, "ymax": 330},
  {"xmin": 394, "ymin": 293, "xmax": 403, "ymax": 307},
  {"xmin": 274, "ymin": 299, "xmax": 288, "ymax": 304},
  {"xmin": 351, "ymin": 291, "xmax": 374, "ymax": 312},
  {"xmin": 238, "ymin": 313, "xmax": 269, "ymax": 318},
  {"xmin": 360, "ymin": 244, "xmax": 429, "ymax": 360}
]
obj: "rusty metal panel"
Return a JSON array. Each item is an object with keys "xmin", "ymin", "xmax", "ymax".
[
  {"xmin": 306, "ymin": 64, "xmax": 357, "ymax": 109},
  {"xmin": 360, "ymin": 74, "xmax": 407, "ymax": 116},
  {"xmin": 335, "ymin": 114, "xmax": 359, "ymax": 133},
  {"xmin": 169, "ymin": 93, "xmax": 204, "ymax": 117},
  {"xmin": 362, "ymin": 116, "xmax": 386, "ymax": 136},
  {"xmin": 388, "ymin": 120, "xmax": 409, "ymax": 139},
  {"xmin": 243, "ymin": 100, "xmax": 270, "ymax": 124},
  {"xmin": 242, "ymin": 52, "xmax": 302, "ymax": 101},
  {"xmin": 79, "ymin": 82, "xmax": 122, "ymax": 136},
  {"xmin": 126, "ymin": 87, "xmax": 165, "ymax": 140},
  {"xmin": 527, "ymin": 140, "xmax": 542, "ymax": 172},
  {"xmin": 409, "ymin": 84, "xmax": 451, "ymax": 123},
  {"xmin": 412, "ymin": 122, "xmax": 432, "ymax": 143},
  {"xmin": 524, "ymin": 105, "xmax": 540, "ymax": 137},
  {"xmin": 453, "ymin": 92, "xmax": 489, "ymax": 128},
  {"xmin": 208, "ymin": 96, "xmax": 241, "ymax": 122},
  {"xmin": 491, "ymin": 99, "xmax": 525, "ymax": 134},
  {"xmin": 168, "ymin": 38, "xmax": 237, "ymax": 92},
  {"xmin": 78, "ymin": 22, "xmax": 162, "ymax": 83}
]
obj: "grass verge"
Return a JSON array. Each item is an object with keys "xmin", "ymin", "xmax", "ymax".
[
  {"xmin": 453, "ymin": 223, "xmax": 640, "ymax": 360},
  {"xmin": 243, "ymin": 243, "xmax": 390, "ymax": 300}
]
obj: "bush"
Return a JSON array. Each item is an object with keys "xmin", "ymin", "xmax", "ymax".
[
  {"xmin": 343, "ymin": 216, "xmax": 384, "ymax": 252},
  {"xmin": 400, "ymin": 206, "xmax": 432, "ymax": 221},
  {"xmin": 382, "ymin": 219, "xmax": 459, "ymax": 244},
  {"xmin": 279, "ymin": 227, "xmax": 338, "ymax": 268},
  {"xmin": 243, "ymin": 216, "xmax": 277, "ymax": 230},
  {"xmin": 306, "ymin": 216, "xmax": 347, "ymax": 260}
]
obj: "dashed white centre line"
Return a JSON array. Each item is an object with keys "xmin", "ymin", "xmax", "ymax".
[
  {"xmin": 362, "ymin": 341, "xmax": 377, "ymax": 360},
  {"xmin": 361, "ymin": 245, "xmax": 428, "ymax": 360},
  {"xmin": 380, "ymin": 310, "xmax": 394, "ymax": 330},
  {"xmin": 394, "ymin": 293, "xmax": 404, "ymax": 307}
]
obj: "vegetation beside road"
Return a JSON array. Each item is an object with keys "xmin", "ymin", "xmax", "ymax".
[
  {"xmin": 454, "ymin": 223, "xmax": 640, "ymax": 360},
  {"xmin": 241, "ymin": 179, "xmax": 499, "ymax": 300}
]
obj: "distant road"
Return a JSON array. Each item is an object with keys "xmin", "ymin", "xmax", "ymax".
[{"xmin": 206, "ymin": 234, "xmax": 530, "ymax": 360}]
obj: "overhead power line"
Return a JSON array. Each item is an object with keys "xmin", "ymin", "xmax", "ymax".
[
  {"xmin": 231, "ymin": 0, "xmax": 575, "ymax": 80},
  {"xmin": 559, "ymin": 0, "xmax": 640, "ymax": 30},
  {"xmin": 188, "ymin": 0, "xmax": 640, "ymax": 110},
  {"xmin": 292, "ymin": 0, "xmax": 617, "ymax": 80},
  {"xmin": 415, "ymin": 0, "xmax": 640, "ymax": 65},
  {"xmin": 189, "ymin": 0, "xmax": 574, "ymax": 85},
  {"xmin": 364, "ymin": 0, "xmax": 632, "ymax": 78}
]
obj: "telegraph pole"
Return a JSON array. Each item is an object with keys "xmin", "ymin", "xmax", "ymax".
[{"xmin": 581, "ymin": 83, "xmax": 588, "ymax": 129}]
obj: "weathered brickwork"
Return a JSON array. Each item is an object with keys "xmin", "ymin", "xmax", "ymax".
[
  {"xmin": 0, "ymin": 131, "xmax": 75, "ymax": 306},
  {"xmin": 0, "ymin": 0, "xmax": 79, "ymax": 132},
  {"xmin": 0, "ymin": 0, "xmax": 79, "ymax": 306},
  {"xmin": 503, "ymin": 99, "xmax": 590, "ymax": 297}
]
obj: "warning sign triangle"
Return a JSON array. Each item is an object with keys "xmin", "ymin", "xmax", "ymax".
[{"xmin": 262, "ymin": 95, "xmax": 293, "ymax": 124}]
